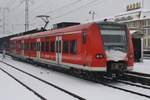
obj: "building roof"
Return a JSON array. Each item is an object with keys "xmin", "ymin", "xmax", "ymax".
[
  {"xmin": 116, "ymin": 9, "xmax": 150, "ymax": 17},
  {"xmin": 114, "ymin": 8, "xmax": 150, "ymax": 23}
]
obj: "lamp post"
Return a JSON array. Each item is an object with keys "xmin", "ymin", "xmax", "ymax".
[{"xmin": 89, "ymin": 10, "xmax": 95, "ymax": 21}]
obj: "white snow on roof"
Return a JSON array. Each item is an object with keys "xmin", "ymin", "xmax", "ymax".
[{"xmin": 115, "ymin": 8, "xmax": 150, "ymax": 17}]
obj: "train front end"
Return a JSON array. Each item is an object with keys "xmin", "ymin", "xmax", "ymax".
[{"xmin": 98, "ymin": 22, "xmax": 134, "ymax": 76}]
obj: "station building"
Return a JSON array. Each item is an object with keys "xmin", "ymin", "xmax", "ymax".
[{"xmin": 113, "ymin": 2, "xmax": 150, "ymax": 61}]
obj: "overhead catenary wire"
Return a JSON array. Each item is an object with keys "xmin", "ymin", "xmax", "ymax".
[
  {"xmin": 46, "ymin": 0, "xmax": 82, "ymax": 14},
  {"xmin": 10, "ymin": 0, "xmax": 25, "ymax": 11},
  {"xmin": 30, "ymin": 0, "xmax": 99, "ymax": 22},
  {"xmin": 52, "ymin": 0, "xmax": 104, "ymax": 19},
  {"xmin": 29, "ymin": 0, "xmax": 105, "ymax": 29},
  {"xmin": 29, "ymin": 0, "xmax": 82, "ymax": 25},
  {"xmin": 4, "ymin": 0, "xmax": 17, "ymax": 8}
]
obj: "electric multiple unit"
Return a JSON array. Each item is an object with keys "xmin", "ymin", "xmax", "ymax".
[{"xmin": 10, "ymin": 21, "xmax": 134, "ymax": 76}]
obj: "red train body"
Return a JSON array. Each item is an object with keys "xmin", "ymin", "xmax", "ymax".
[{"xmin": 10, "ymin": 21, "xmax": 134, "ymax": 76}]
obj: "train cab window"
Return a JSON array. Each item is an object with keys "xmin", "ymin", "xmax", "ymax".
[
  {"xmin": 63, "ymin": 41, "xmax": 69, "ymax": 53},
  {"xmin": 82, "ymin": 32, "xmax": 87, "ymax": 44},
  {"xmin": 70, "ymin": 40, "xmax": 77, "ymax": 54},
  {"xmin": 51, "ymin": 41, "xmax": 55, "ymax": 52}
]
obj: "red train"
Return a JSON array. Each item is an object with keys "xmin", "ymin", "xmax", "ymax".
[{"xmin": 9, "ymin": 21, "xmax": 134, "ymax": 77}]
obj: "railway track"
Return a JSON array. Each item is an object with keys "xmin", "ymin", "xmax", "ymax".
[
  {"xmin": 1, "ymin": 58, "xmax": 150, "ymax": 99},
  {"xmin": 0, "ymin": 67, "xmax": 46, "ymax": 100},
  {"xmin": 85, "ymin": 76, "xmax": 150, "ymax": 99},
  {"xmin": 0, "ymin": 60, "xmax": 86, "ymax": 100},
  {"xmin": 122, "ymin": 71, "xmax": 150, "ymax": 86}
]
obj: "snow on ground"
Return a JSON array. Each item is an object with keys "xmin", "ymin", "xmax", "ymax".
[
  {"xmin": 0, "ymin": 68, "xmax": 41, "ymax": 100},
  {"xmin": 133, "ymin": 59, "xmax": 150, "ymax": 74},
  {"xmin": 0, "ymin": 54, "xmax": 150, "ymax": 100},
  {"xmin": 0, "ymin": 62, "xmax": 78, "ymax": 100}
]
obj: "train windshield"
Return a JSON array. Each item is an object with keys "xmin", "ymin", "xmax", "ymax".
[{"xmin": 99, "ymin": 23, "xmax": 128, "ymax": 52}]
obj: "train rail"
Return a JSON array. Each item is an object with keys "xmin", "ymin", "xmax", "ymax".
[
  {"xmin": 83, "ymin": 76, "xmax": 150, "ymax": 99},
  {"xmin": 99, "ymin": 80, "xmax": 150, "ymax": 99},
  {"xmin": 0, "ymin": 60, "xmax": 86, "ymax": 100},
  {"xmin": 0, "ymin": 67, "xmax": 46, "ymax": 100},
  {"xmin": 62, "ymin": 68, "xmax": 150, "ymax": 99},
  {"xmin": 122, "ymin": 71, "xmax": 150, "ymax": 86},
  {"xmin": 1, "ymin": 57, "xmax": 150, "ymax": 99}
]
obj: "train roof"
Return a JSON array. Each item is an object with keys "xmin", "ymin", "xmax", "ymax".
[
  {"xmin": 10, "ymin": 21, "xmax": 125, "ymax": 40},
  {"xmin": 10, "ymin": 22, "xmax": 95, "ymax": 40}
]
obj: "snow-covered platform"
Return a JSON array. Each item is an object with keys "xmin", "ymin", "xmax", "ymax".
[{"xmin": 133, "ymin": 59, "xmax": 150, "ymax": 74}]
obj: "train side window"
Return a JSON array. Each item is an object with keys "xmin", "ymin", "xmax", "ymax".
[
  {"xmin": 45, "ymin": 41, "xmax": 49, "ymax": 52},
  {"xmin": 41, "ymin": 42, "xmax": 44, "ymax": 52},
  {"xmin": 63, "ymin": 41, "xmax": 69, "ymax": 53},
  {"xmin": 82, "ymin": 32, "xmax": 87, "ymax": 44},
  {"xmin": 51, "ymin": 41, "xmax": 55, "ymax": 52},
  {"xmin": 30, "ymin": 43, "xmax": 32, "ymax": 50},
  {"xmin": 27, "ymin": 43, "xmax": 29, "ymax": 50},
  {"xmin": 35, "ymin": 42, "xmax": 38, "ymax": 51},
  {"xmin": 22, "ymin": 43, "xmax": 24, "ymax": 50},
  {"xmin": 70, "ymin": 40, "xmax": 77, "ymax": 54},
  {"xmin": 33, "ymin": 43, "xmax": 36, "ymax": 51},
  {"xmin": 39, "ymin": 42, "xmax": 41, "ymax": 51},
  {"xmin": 25, "ymin": 43, "xmax": 27, "ymax": 50}
]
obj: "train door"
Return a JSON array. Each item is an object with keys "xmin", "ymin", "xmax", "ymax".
[
  {"xmin": 82, "ymin": 31, "xmax": 87, "ymax": 66},
  {"xmin": 55, "ymin": 36, "xmax": 62, "ymax": 64},
  {"xmin": 36, "ymin": 38, "xmax": 41, "ymax": 59}
]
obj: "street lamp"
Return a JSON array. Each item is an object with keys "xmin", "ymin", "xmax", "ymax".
[{"xmin": 89, "ymin": 10, "xmax": 96, "ymax": 21}]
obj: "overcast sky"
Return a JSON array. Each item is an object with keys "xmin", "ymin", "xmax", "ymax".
[{"xmin": 0, "ymin": 0, "xmax": 150, "ymax": 35}]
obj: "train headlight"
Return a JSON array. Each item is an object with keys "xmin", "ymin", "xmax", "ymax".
[
  {"xmin": 128, "ymin": 54, "xmax": 134, "ymax": 59},
  {"xmin": 96, "ymin": 54, "xmax": 104, "ymax": 59}
]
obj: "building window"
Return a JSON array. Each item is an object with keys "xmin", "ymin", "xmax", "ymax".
[
  {"xmin": 148, "ymin": 29, "xmax": 150, "ymax": 35},
  {"xmin": 144, "ymin": 20, "xmax": 147, "ymax": 26},
  {"xmin": 70, "ymin": 40, "xmax": 77, "ymax": 54},
  {"xmin": 148, "ymin": 20, "xmax": 150, "ymax": 25},
  {"xmin": 143, "ymin": 29, "xmax": 146, "ymax": 34},
  {"xmin": 143, "ymin": 39, "xmax": 146, "ymax": 49},
  {"xmin": 63, "ymin": 41, "xmax": 69, "ymax": 53},
  {"xmin": 133, "ymin": 21, "xmax": 136, "ymax": 27},
  {"xmin": 148, "ymin": 39, "xmax": 150, "ymax": 48}
]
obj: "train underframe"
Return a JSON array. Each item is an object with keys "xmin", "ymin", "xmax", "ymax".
[
  {"xmin": 11, "ymin": 54, "xmax": 128, "ymax": 80},
  {"xmin": 106, "ymin": 61, "xmax": 127, "ymax": 78}
]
